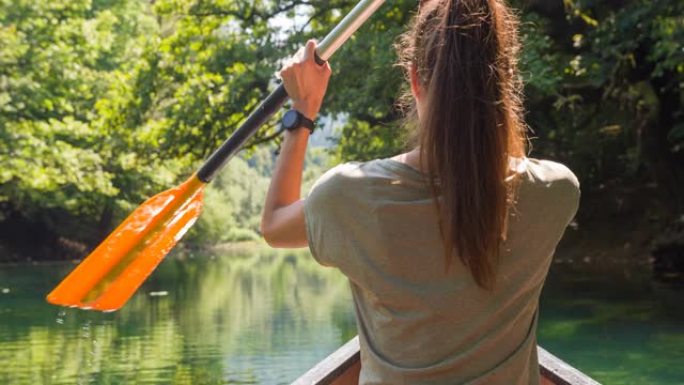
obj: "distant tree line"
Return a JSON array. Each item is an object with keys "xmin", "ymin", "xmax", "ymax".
[{"xmin": 0, "ymin": 0, "xmax": 682, "ymax": 260}]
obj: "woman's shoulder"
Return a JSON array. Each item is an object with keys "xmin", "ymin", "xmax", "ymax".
[
  {"xmin": 517, "ymin": 157, "xmax": 581, "ymax": 210},
  {"xmin": 311, "ymin": 159, "xmax": 394, "ymax": 187},
  {"xmin": 521, "ymin": 158, "xmax": 579, "ymax": 190},
  {"xmin": 311, "ymin": 161, "xmax": 364, "ymax": 188},
  {"xmin": 307, "ymin": 159, "xmax": 401, "ymax": 204},
  {"xmin": 306, "ymin": 161, "xmax": 367, "ymax": 200}
]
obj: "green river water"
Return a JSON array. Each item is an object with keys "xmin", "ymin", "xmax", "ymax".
[{"xmin": 0, "ymin": 246, "xmax": 682, "ymax": 384}]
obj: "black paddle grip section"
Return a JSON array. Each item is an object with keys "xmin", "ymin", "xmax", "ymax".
[{"xmin": 197, "ymin": 85, "xmax": 289, "ymax": 182}]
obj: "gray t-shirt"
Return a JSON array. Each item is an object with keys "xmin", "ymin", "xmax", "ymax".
[{"xmin": 304, "ymin": 157, "xmax": 580, "ymax": 384}]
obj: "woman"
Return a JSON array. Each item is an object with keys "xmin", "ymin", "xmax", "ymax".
[{"xmin": 260, "ymin": 0, "xmax": 580, "ymax": 383}]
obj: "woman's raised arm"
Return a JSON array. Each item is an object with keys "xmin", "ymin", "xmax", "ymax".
[{"xmin": 259, "ymin": 40, "xmax": 332, "ymax": 248}]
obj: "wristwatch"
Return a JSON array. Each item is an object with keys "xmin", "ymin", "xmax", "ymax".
[{"xmin": 281, "ymin": 109, "xmax": 315, "ymax": 133}]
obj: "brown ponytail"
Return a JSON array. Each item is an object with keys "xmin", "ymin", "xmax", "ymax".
[{"xmin": 397, "ymin": 0, "xmax": 527, "ymax": 289}]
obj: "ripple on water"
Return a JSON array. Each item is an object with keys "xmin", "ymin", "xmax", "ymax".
[{"xmin": 1, "ymin": 253, "xmax": 682, "ymax": 385}]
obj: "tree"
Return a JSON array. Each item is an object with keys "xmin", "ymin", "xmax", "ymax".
[
  {"xmin": 0, "ymin": 0, "xmax": 165, "ymax": 256},
  {"xmin": 1, "ymin": 0, "xmax": 682, "ymax": 260}
]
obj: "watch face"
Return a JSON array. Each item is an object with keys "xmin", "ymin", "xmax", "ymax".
[{"xmin": 282, "ymin": 110, "xmax": 299, "ymax": 129}]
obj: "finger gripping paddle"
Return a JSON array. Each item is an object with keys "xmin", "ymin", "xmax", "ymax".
[{"xmin": 47, "ymin": 0, "xmax": 386, "ymax": 312}]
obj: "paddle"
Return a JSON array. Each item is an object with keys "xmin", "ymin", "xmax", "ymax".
[{"xmin": 46, "ymin": 0, "xmax": 387, "ymax": 312}]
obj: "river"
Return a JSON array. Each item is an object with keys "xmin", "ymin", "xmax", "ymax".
[{"xmin": 0, "ymin": 246, "xmax": 682, "ymax": 384}]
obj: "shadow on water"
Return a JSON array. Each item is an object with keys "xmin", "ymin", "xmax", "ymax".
[{"xmin": 0, "ymin": 245, "xmax": 682, "ymax": 384}]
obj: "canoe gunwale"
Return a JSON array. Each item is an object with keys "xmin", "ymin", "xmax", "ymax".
[
  {"xmin": 291, "ymin": 336, "xmax": 601, "ymax": 385},
  {"xmin": 538, "ymin": 346, "xmax": 601, "ymax": 385},
  {"xmin": 292, "ymin": 337, "xmax": 361, "ymax": 385}
]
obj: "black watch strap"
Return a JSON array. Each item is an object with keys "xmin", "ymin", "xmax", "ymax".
[
  {"xmin": 282, "ymin": 109, "xmax": 316, "ymax": 133},
  {"xmin": 299, "ymin": 115, "xmax": 315, "ymax": 132}
]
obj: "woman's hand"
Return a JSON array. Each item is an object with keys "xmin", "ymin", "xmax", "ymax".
[{"xmin": 279, "ymin": 40, "xmax": 332, "ymax": 120}]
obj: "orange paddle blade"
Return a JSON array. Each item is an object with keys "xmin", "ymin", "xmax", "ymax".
[{"xmin": 46, "ymin": 174, "xmax": 205, "ymax": 312}]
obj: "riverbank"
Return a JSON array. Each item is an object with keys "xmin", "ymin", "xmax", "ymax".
[
  {"xmin": 2, "ymin": 182, "xmax": 682, "ymax": 283},
  {"xmin": 0, "ymin": 239, "xmax": 274, "ymax": 266}
]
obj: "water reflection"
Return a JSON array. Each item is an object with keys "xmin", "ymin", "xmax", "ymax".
[
  {"xmin": 539, "ymin": 258, "xmax": 684, "ymax": 385},
  {"xmin": 0, "ymin": 248, "xmax": 356, "ymax": 385},
  {"xmin": 1, "ymin": 247, "xmax": 682, "ymax": 384}
]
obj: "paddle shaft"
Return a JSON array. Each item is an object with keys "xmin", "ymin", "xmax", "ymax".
[{"xmin": 197, "ymin": 0, "xmax": 386, "ymax": 183}]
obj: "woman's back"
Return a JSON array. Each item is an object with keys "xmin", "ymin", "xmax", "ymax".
[
  {"xmin": 304, "ymin": 157, "xmax": 580, "ymax": 384},
  {"xmin": 261, "ymin": 0, "xmax": 581, "ymax": 383}
]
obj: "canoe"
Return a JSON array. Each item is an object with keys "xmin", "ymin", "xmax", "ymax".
[{"xmin": 292, "ymin": 336, "xmax": 601, "ymax": 385}]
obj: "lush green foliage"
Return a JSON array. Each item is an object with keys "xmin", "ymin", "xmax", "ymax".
[
  {"xmin": 1, "ymin": 0, "xmax": 682, "ymax": 259},
  {"xmin": 316, "ymin": 0, "xmax": 684, "ymax": 198},
  {"xmin": 519, "ymin": 0, "xmax": 684, "ymax": 192},
  {"xmin": 187, "ymin": 146, "xmax": 329, "ymax": 245},
  {"xmin": 0, "ymin": 0, "xmax": 303, "ymax": 255}
]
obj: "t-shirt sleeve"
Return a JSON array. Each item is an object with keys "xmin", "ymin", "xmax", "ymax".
[
  {"xmin": 551, "ymin": 162, "xmax": 581, "ymax": 227},
  {"xmin": 303, "ymin": 164, "xmax": 351, "ymax": 268}
]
